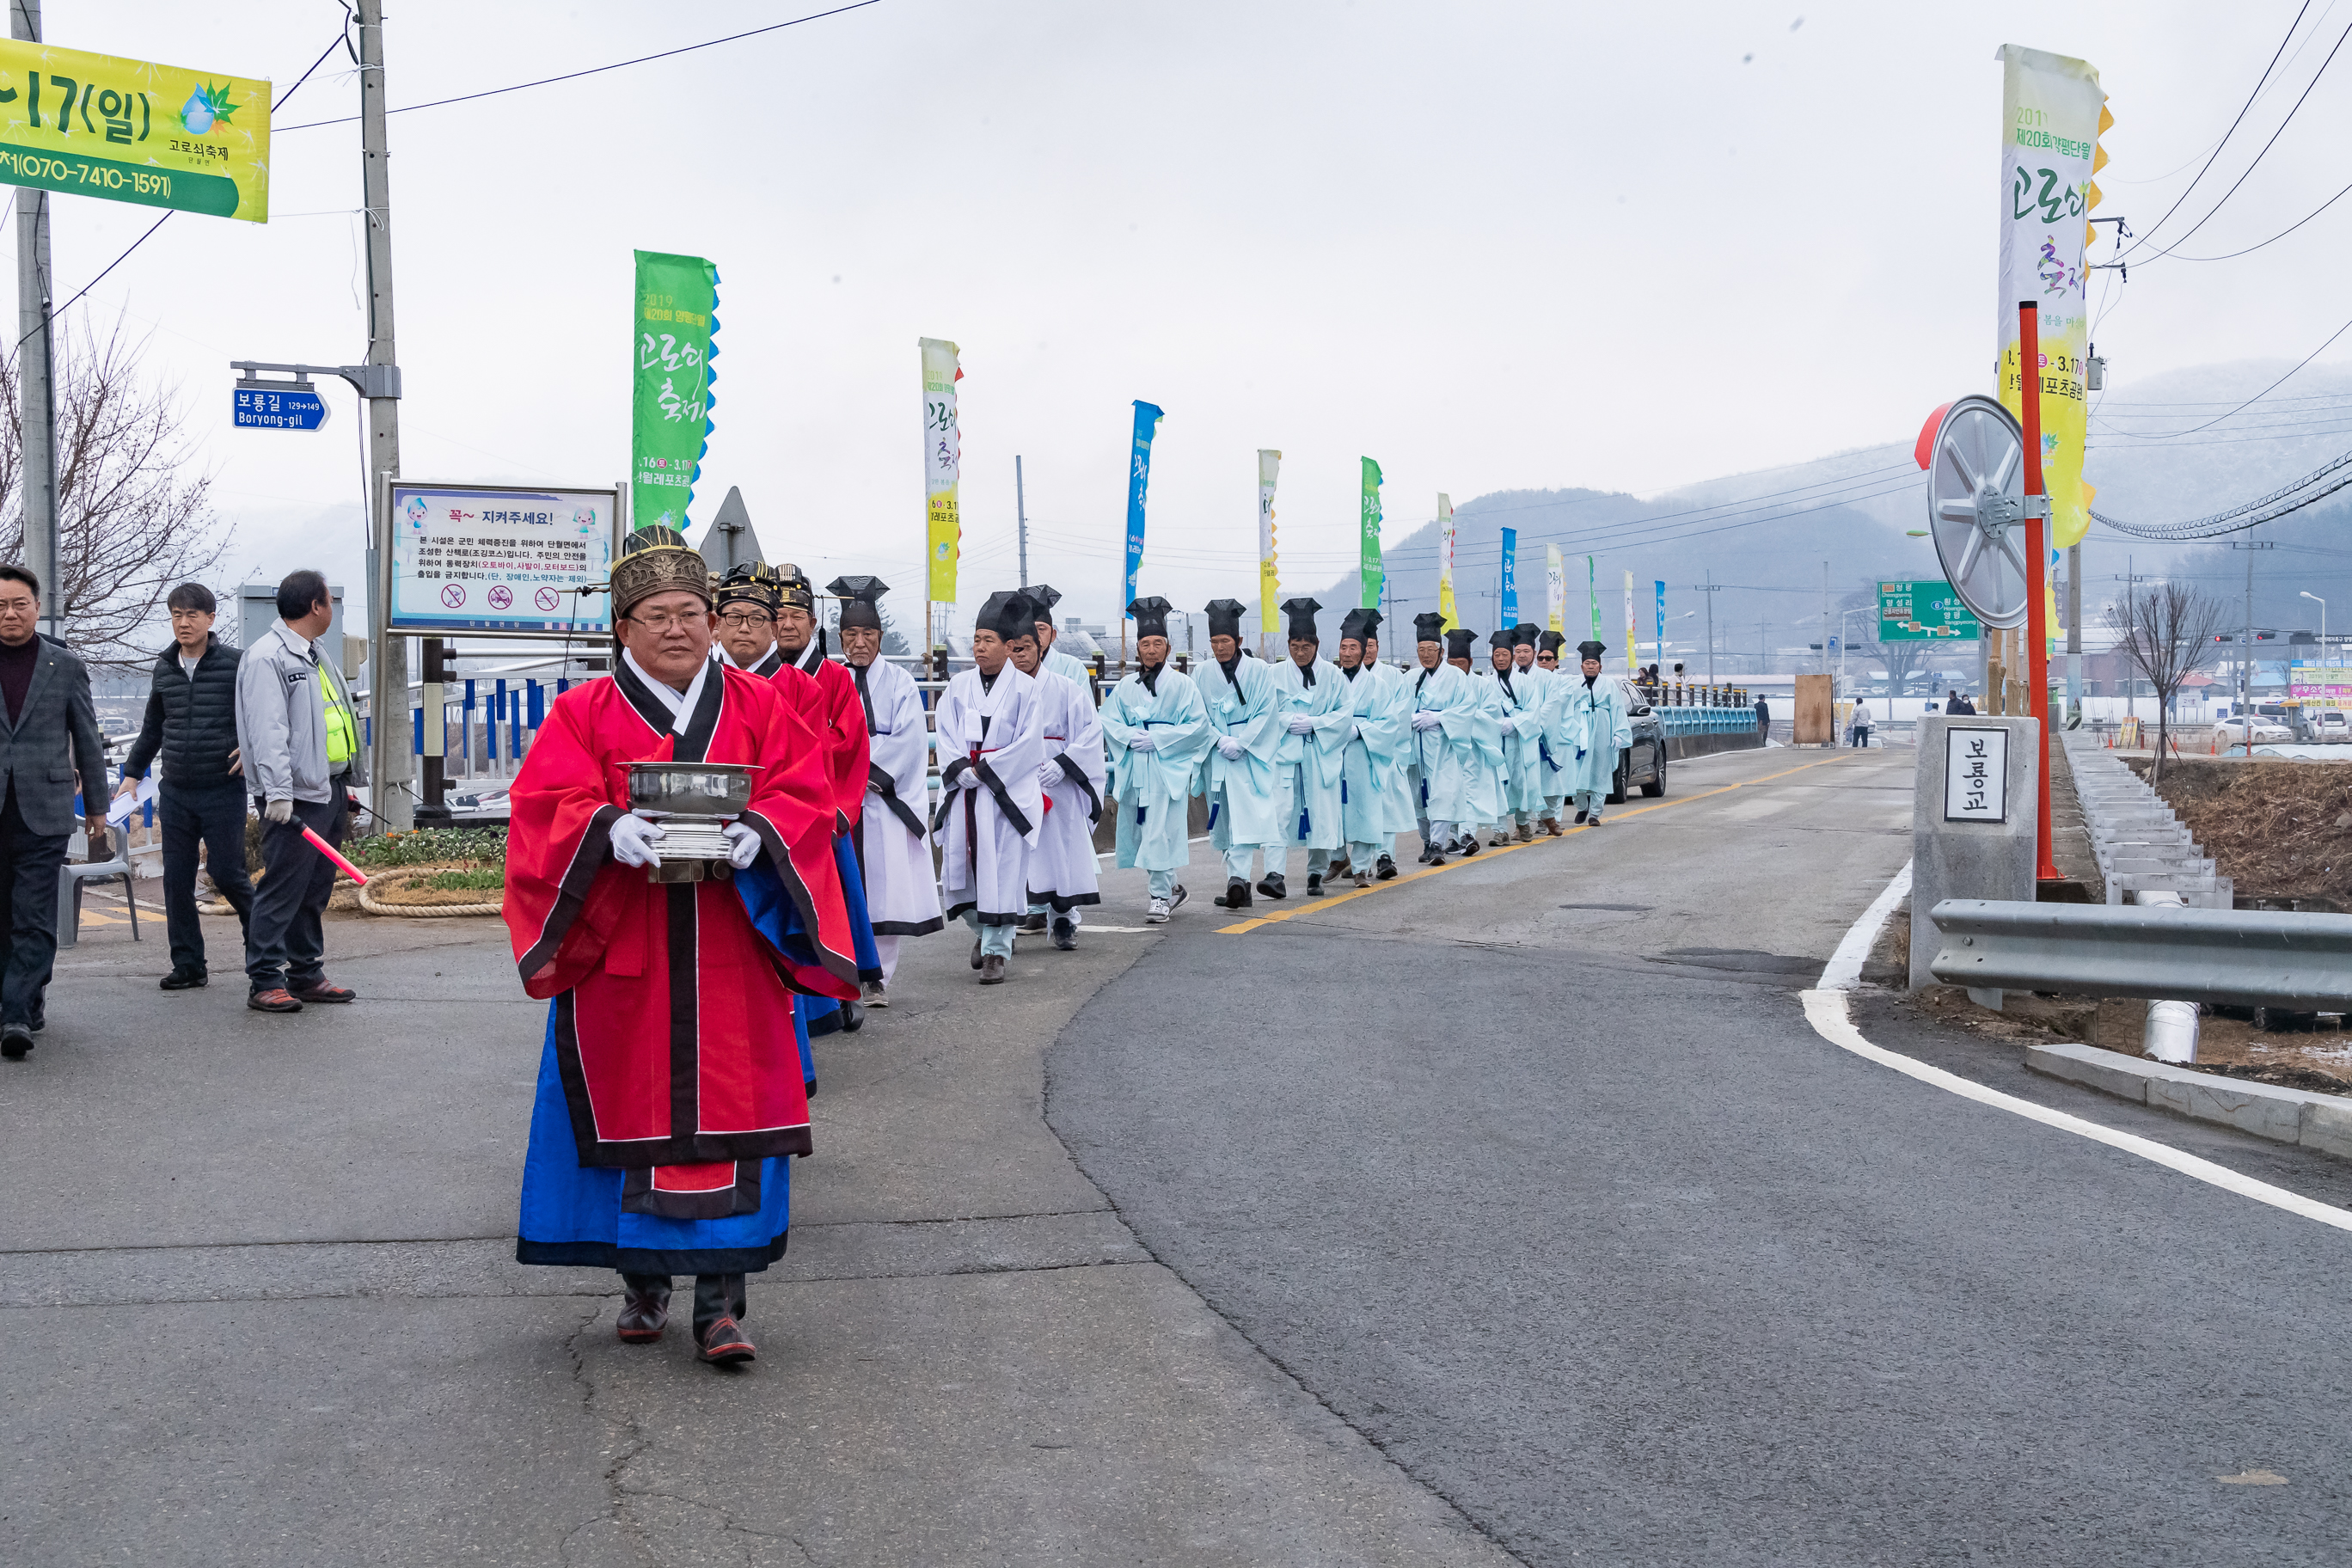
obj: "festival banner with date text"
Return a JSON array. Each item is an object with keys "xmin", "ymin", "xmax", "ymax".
[
  {"xmin": 1258, "ymin": 450, "xmax": 1282, "ymax": 639},
  {"xmin": 632, "ymin": 251, "xmax": 719, "ymax": 533},
  {"xmin": 0, "ymin": 40, "xmax": 272, "ymax": 220},
  {"xmin": 1436, "ymin": 493, "xmax": 1459, "ymax": 630},
  {"xmin": 1359, "ymin": 459, "xmax": 1385, "ymax": 609},
  {"xmin": 922, "ymin": 338, "xmax": 963, "ymax": 601},
  {"xmin": 1500, "ymin": 529, "xmax": 1518, "ymax": 626},
  {"xmin": 1546, "ymin": 544, "xmax": 1565, "ymax": 634},
  {"xmin": 1124, "ymin": 401, "xmax": 1165, "ymax": 609}
]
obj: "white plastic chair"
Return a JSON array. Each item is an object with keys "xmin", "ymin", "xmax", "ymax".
[{"xmin": 58, "ymin": 822, "xmax": 139, "ymax": 950}]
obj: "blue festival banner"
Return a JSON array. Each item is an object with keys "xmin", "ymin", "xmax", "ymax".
[
  {"xmin": 1500, "ymin": 528, "xmax": 1518, "ymax": 626},
  {"xmin": 1654, "ymin": 580, "xmax": 1667, "ymax": 665},
  {"xmin": 1124, "ymin": 401, "xmax": 1165, "ymax": 610}
]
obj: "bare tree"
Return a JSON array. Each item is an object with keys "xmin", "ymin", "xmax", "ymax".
[
  {"xmin": 0, "ymin": 317, "xmax": 229, "ymax": 667},
  {"xmin": 2104, "ymin": 580, "xmax": 2226, "ymax": 781},
  {"xmin": 1840, "ymin": 581, "xmax": 1935, "ymax": 711}
]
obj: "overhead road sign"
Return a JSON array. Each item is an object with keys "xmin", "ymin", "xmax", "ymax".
[
  {"xmin": 232, "ymin": 378, "xmax": 328, "ymax": 431},
  {"xmin": 0, "ymin": 40, "xmax": 271, "ymax": 221},
  {"xmin": 1879, "ymin": 580, "xmax": 1982, "ymax": 641}
]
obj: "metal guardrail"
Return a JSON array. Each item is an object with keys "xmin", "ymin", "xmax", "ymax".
[{"xmin": 1926, "ymin": 898, "xmax": 2352, "ymax": 1010}]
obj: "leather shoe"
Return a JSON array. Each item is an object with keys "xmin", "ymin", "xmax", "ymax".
[
  {"xmin": 696, "ymin": 1315, "xmax": 756, "ymax": 1365},
  {"xmin": 1051, "ymin": 918, "xmax": 1076, "ymax": 951},
  {"xmin": 1307, "ymin": 873, "xmax": 1325, "ymax": 897},
  {"xmin": 1, "ymin": 1023, "xmax": 29, "ymax": 1060},
  {"xmin": 1375, "ymin": 854, "xmax": 1399, "ymax": 880},
  {"xmin": 1257, "ymin": 873, "xmax": 1287, "ymax": 900},
  {"xmin": 970, "ymin": 938, "xmax": 983, "ymax": 970},
  {"xmin": 840, "ymin": 1000, "xmax": 866, "ymax": 1033},
  {"xmin": 160, "ymin": 967, "xmax": 207, "ymax": 991},
  {"xmin": 248, "ymin": 989, "xmax": 304, "ymax": 1014},
  {"xmin": 1020, "ymin": 910, "xmax": 1049, "ymax": 933},
  {"xmin": 1214, "ymin": 878, "xmax": 1252, "ymax": 909},
  {"xmin": 617, "ymin": 1283, "xmax": 671, "ymax": 1344},
  {"xmin": 291, "ymin": 981, "xmax": 354, "ymax": 1004},
  {"xmin": 978, "ymin": 954, "xmax": 1006, "ymax": 985}
]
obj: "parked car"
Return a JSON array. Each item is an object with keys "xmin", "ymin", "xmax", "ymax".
[
  {"xmin": 1608, "ymin": 678, "xmax": 1669, "ymax": 803},
  {"xmin": 2307, "ymin": 708, "xmax": 2350, "ymax": 744},
  {"xmin": 2221, "ymin": 715, "xmax": 2294, "ymax": 746}
]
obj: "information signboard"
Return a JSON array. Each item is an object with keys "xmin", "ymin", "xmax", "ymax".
[
  {"xmin": 2289, "ymin": 664, "xmax": 2352, "ymax": 706},
  {"xmin": 1880, "ymin": 579, "xmax": 1981, "ymax": 641},
  {"xmin": 0, "ymin": 40, "xmax": 271, "ymax": 221},
  {"xmin": 232, "ymin": 383, "xmax": 328, "ymax": 430},
  {"xmin": 385, "ymin": 481, "xmax": 621, "ymax": 638}
]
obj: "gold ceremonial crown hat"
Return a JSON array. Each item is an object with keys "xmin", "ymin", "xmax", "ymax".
[{"xmin": 610, "ymin": 526, "xmax": 712, "ymax": 617}]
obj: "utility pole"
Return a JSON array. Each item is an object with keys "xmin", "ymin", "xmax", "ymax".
[
  {"xmin": 2065, "ymin": 541, "xmax": 2082, "ymax": 725},
  {"xmin": 12, "ymin": 1, "xmax": 57, "ymax": 638},
  {"xmin": 1820, "ymin": 561, "xmax": 1830, "ymax": 682},
  {"xmin": 1696, "ymin": 572, "xmax": 1719, "ymax": 688},
  {"xmin": 358, "ymin": 0, "xmax": 413, "ymax": 831},
  {"xmin": 2230, "ymin": 533, "xmax": 2275, "ymax": 724},
  {"xmin": 1014, "ymin": 455, "xmax": 1027, "ymax": 590}
]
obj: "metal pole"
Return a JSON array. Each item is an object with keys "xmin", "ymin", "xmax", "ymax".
[
  {"xmin": 2065, "ymin": 542, "xmax": 2082, "ymax": 725},
  {"xmin": 11, "ymin": 1, "xmax": 57, "ymax": 639},
  {"xmin": 1702, "ymin": 571, "xmax": 1716, "ymax": 688},
  {"xmin": 1014, "ymin": 454, "xmax": 1027, "ymax": 590},
  {"xmin": 358, "ymin": 0, "xmax": 413, "ymax": 831},
  {"xmin": 1821, "ymin": 561, "xmax": 1829, "ymax": 679},
  {"xmin": 2018, "ymin": 301, "xmax": 2056, "ymax": 883}
]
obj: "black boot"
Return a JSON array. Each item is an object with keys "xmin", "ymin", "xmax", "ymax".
[
  {"xmin": 1051, "ymin": 917, "xmax": 1077, "ymax": 951},
  {"xmin": 1215, "ymin": 878, "xmax": 1253, "ymax": 909},
  {"xmin": 1257, "ymin": 873, "xmax": 1287, "ymax": 900},
  {"xmin": 1375, "ymin": 854, "xmax": 1399, "ymax": 880},
  {"xmin": 1307, "ymin": 873, "xmax": 1325, "ymax": 897}
]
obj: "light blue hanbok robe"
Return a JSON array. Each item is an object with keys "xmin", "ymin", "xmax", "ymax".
[
  {"xmin": 1488, "ymin": 667, "xmax": 1547, "ymax": 818},
  {"xmin": 1338, "ymin": 662, "xmax": 1409, "ymax": 848},
  {"xmin": 1191, "ymin": 655, "xmax": 1287, "ymax": 848},
  {"xmin": 1373, "ymin": 663, "xmax": 1421, "ymax": 836},
  {"xmin": 1043, "ymin": 646, "xmax": 1094, "ymax": 693},
  {"xmin": 1461, "ymin": 674, "xmax": 1512, "ymax": 826},
  {"xmin": 1267, "ymin": 656, "xmax": 1351, "ymax": 851},
  {"xmin": 1524, "ymin": 665, "xmax": 1571, "ymax": 807},
  {"xmin": 1099, "ymin": 666, "xmax": 1214, "ymax": 871},
  {"xmin": 1561, "ymin": 674, "xmax": 1634, "ymax": 801},
  {"xmin": 1406, "ymin": 664, "xmax": 1501, "ymax": 825}
]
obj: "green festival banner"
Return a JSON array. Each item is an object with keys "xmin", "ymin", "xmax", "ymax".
[
  {"xmin": 1359, "ymin": 458, "xmax": 1384, "ymax": 609},
  {"xmin": 630, "ymin": 251, "xmax": 719, "ymax": 533}
]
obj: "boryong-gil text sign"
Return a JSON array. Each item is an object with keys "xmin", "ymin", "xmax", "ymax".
[{"xmin": 0, "ymin": 40, "xmax": 270, "ymax": 221}]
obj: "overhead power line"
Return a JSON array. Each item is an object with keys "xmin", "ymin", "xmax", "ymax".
[
  {"xmin": 2123, "ymin": 0, "xmax": 2312, "ymax": 256},
  {"xmin": 2092, "ymin": 443, "xmax": 2352, "ymax": 538},
  {"xmin": 2092, "ymin": 312, "xmax": 2352, "ymax": 440}
]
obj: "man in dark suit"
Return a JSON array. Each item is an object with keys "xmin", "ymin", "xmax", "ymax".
[
  {"xmin": 119, "ymin": 582, "xmax": 252, "ymax": 991},
  {"xmin": 0, "ymin": 565, "xmax": 109, "ymax": 1060}
]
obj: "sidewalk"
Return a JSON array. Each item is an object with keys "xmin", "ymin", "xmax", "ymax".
[{"xmin": 1, "ymin": 873, "xmax": 1509, "ymax": 1565}]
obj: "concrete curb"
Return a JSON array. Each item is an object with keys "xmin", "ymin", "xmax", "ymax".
[{"xmin": 2025, "ymin": 1041, "xmax": 2352, "ymax": 1161}]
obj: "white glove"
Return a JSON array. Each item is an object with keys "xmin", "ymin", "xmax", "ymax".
[
  {"xmin": 1126, "ymin": 732, "xmax": 1158, "ymax": 753},
  {"xmin": 1340, "ymin": 720, "xmax": 1359, "ymax": 742},
  {"xmin": 1038, "ymin": 762, "xmax": 1063, "ymax": 790},
  {"xmin": 1217, "ymin": 737, "xmax": 1245, "ymax": 760},
  {"xmin": 720, "ymin": 820, "xmax": 761, "ymax": 870},
  {"xmin": 264, "ymin": 798, "xmax": 293, "ymax": 824},
  {"xmin": 609, "ymin": 812, "xmax": 666, "ymax": 868},
  {"xmin": 1284, "ymin": 714, "xmax": 1315, "ymax": 736},
  {"xmin": 1410, "ymin": 711, "xmax": 1442, "ymax": 732}
]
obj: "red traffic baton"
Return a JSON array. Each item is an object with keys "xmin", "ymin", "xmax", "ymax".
[{"xmin": 302, "ymin": 824, "xmax": 369, "ymax": 885}]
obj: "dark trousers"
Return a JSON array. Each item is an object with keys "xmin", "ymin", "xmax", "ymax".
[
  {"xmin": 622, "ymin": 1271, "xmax": 745, "ymax": 1335},
  {"xmin": 160, "ymin": 783, "xmax": 253, "ymax": 974},
  {"xmin": 0, "ymin": 786, "xmax": 64, "ymax": 1029},
  {"xmin": 246, "ymin": 788, "xmax": 346, "ymax": 994}
]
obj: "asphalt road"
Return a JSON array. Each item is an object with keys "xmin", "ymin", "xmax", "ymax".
[{"xmin": 1049, "ymin": 742, "xmax": 2352, "ymax": 1566}]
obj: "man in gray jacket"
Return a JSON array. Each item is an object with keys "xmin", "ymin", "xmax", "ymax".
[
  {"xmin": 0, "ymin": 565, "xmax": 109, "ymax": 1060},
  {"xmin": 234, "ymin": 570, "xmax": 364, "ymax": 1014}
]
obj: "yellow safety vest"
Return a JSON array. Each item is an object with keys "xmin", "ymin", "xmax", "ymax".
[{"xmin": 322, "ymin": 665, "xmax": 360, "ymax": 768}]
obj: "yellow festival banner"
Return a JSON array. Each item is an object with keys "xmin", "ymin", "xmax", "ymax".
[
  {"xmin": 921, "ymin": 338, "xmax": 961, "ymax": 603},
  {"xmin": 0, "ymin": 40, "xmax": 270, "ymax": 221},
  {"xmin": 1436, "ymin": 494, "xmax": 1458, "ymax": 630},
  {"xmin": 1546, "ymin": 544, "xmax": 1565, "ymax": 634},
  {"xmin": 1623, "ymin": 571, "xmax": 1638, "ymax": 676},
  {"xmin": 1996, "ymin": 44, "xmax": 2107, "ymax": 552},
  {"xmin": 1257, "ymin": 450, "xmax": 1282, "ymax": 638}
]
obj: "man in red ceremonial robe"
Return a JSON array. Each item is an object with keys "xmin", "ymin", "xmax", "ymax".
[{"xmin": 505, "ymin": 528, "xmax": 858, "ymax": 1369}]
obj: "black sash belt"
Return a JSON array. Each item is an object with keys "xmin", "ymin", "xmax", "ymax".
[
  {"xmin": 870, "ymin": 762, "xmax": 928, "ymax": 839},
  {"xmin": 1053, "ymin": 753, "xmax": 1102, "ymax": 823},
  {"xmin": 972, "ymin": 756, "xmax": 1034, "ymax": 839}
]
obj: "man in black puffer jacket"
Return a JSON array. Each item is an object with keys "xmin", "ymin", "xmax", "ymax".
[{"xmin": 119, "ymin": 583, "xmax": 253, "ymax": 989}]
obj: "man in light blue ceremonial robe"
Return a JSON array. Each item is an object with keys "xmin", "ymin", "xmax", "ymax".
[
  {"xmin": 1099, "ymin": 597, "xmax": 1212, "ymax": 924},
  {"xmin": 1534, "ymin": 630, "xmax": 1574, "ymax": 830},
  {"xmin": 1364, "ymin": 620, "xmax": 1414, "ymax": 881},
  {"xmin": 1191, "ymin": 597, "xmax": 1288, "ymax": 910},
  {"xmin": 1451, "ymin": 628, "xmax": 1510, "ymax": 849},
  {"xmin": 1331, "ymin": 607, "xmax": 1408, "ymax": 891},
  {"xmin": 1562, "ymin": 638, "xmax": 1633, "ymax": 826},
  {"xmin": 1485, "ymin": 625, "xmax": 1557, "ymax": 843},
  {"xmin": 1265, "ymin": 597, "xmax": 1353, "ymax": 898},
  {"xmin": 1406, "ymin": 616, "xmax": 1498, "ymax": 867}
]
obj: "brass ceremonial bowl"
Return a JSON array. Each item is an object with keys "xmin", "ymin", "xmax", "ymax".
[{"xmin": 626, "ymin": 762, "xmax": 760, "ymax": 882}]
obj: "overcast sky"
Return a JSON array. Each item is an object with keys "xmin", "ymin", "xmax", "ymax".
[{"xmin": 37, "ymin": 0, "xmax": 2352, "ymax": 629}]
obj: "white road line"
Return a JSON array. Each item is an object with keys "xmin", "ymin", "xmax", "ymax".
[{"xmin": 1802, "ymin": 865, "xmax": 2352, "ymax": 1236}]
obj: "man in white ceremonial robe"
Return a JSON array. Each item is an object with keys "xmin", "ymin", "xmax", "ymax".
[
  {"xmin": 1008, "ymin": 617, "xmax": 1105, "ymax": 951},
  {"xmin": 1191, "ymin": 597, "xmax": 1288, "ymax": 910},
  {"xmin": 1407, "ymin": 618, "xmax": 1500, "ymax": 867},
  {"xmin": 830, "ymin": 576, "xmax": 941, "ymax": 1005},
  {"xmin": 1484, "ymin": 628, "xmax": 1546, "ymax": 846},
  {"xmin": 1265, "ymin": 597, "xmax": 1353, "ymax": 898},
  {"xmin": 1099, "ymin": 597, "xmax": 1213, "ymax": 924},
  {"xmin": 1362, "ymin": 622, "xmax": 1413, "ymax": 881},
  {"xmin": 1561, "ymin": 639, "xmax": 1633, "ymax": 827},
  {"xmin": 1332, "ymin": 608, "xmax": 1409, "ymax": 891},
  {"xmin": 1534, "ymin": 630, "xmax": 1574, "ymax": 832},
  {"xmin": 933, "ymin": 592, "xmax": 1044, "ymax": 985}
]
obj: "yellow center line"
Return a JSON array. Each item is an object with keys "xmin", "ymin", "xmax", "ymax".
[{"xmin": 1215, "ymin": 750, "xmax": 1862, "ymax": 935}]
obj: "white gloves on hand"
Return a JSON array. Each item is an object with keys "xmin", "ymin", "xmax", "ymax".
[
  {"xmin": 1217, "ymin": 737, "xmax": 1245, "ymax": 760},
  {"xmin": 720, "ymin": 819, "xmax": 761, "ymax": 870},
  {"xmin": 1283, "ymin": 714, "xmax": 1316, "ymax": 736},
  {"xmin": 264, "ymin": 798, "xmax": 294, "ymax": 825},
  {"xmin": 1410, "ymin": 711, "xmax": 1442, "ymax": 732},
  {"xmin": 1126, "ymin": 732, "xmax": 1158, "ymax": 753},
  {"xmin": 1340, "ymin": 720, "xmax": 1359, "ymax": 742},
  {"xmin": 609, "ymin": 812, "xmax": 666, "ymax": 868},
  {"xmin": 1038, "ymin": 762, "xmax": 1063, "ymax": 789}
]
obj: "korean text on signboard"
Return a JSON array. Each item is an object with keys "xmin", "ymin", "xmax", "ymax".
[
  {"xmin": 388, "ymin": 483, "xmax": 619, "ymax": 637},
  {"xmin": 1943, "ymin": 726, "xmax": 2009, "ymax": 823},
  {"xmin": 1881, "ymin": 579, "xmax": 1983, "ymax": 641},
  {"xmin": 231, "ymin": 384, "xmax": 328, "ymax": 431},
  {"xmin": 0, "ymin": 40, "xmax": 270, "ymax": 221}
]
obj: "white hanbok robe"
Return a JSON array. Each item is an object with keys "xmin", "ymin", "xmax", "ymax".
[
  {"xmin": 1190, "ymin": 656, "xmax": 1287, "ymax": 849},
  {"xmin": 1100, "ymin": 666, "xmax": 1214, "ymax": 871},
  {"xmin": 933, "ymin": 665, "xmax": 1044, "ymax": 925},
  {"xmin": 1561, "ymin": 675, "xmax": 1634, "ymax": 801},
  {"xmin": 1027, "ymin": 666, "xmax": 1106, "ymax": 911},
  {"xmin": 1268, "ymin": 657, "xmax": 1351, "ymax": 851},
  {"xmin": 849, "ymin": 657, "xmax": 944, "ymax": 936},
  {"xmin": 1337, "ymin": 663, "xmax": 1410, "ymax": 848}
]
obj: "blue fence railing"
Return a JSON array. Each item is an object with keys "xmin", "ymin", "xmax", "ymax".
[{"xmin": 1656, "ymin": 706, "xmax": 1761, "ymax": 737}]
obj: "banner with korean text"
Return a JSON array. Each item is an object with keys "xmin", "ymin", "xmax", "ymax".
[
  {"xmin": 1655, "ymin": 580, "xmax": 1667, "ymax": 666},
  {"xmin": 1436, "ymin": 493, "xmax": 1459, "ymax": 629},
  {"xmin": 1124, "ymin": 401, "xmax": 1165, "ymax": 609},
  {"xmin": 1500, "ymin": 529, "xmax": 1519, "ymax": 626},
  {"xmin": 1258, "ymin": 450, "xmax": 1282, "ymax": 639},
  {"xmin": 922, "ymin": 338, "xmax": 962, "ymax": 601},
  {"xmin": 1546, "ymin": 544, "xmax": 1565, "ymax": 633},
  {"xmin": 0, "ymin": 40, "xmax": 272, "ymax": 220},
  {"xmin": 1996, "ymin": 44, "xmax": 2105, "ymax": 553},
  {"xmin": 1623, "ymin": 572, "xmax": 1637, "ymax": 676},
  {"xmin": 1588, "ymin": 555, "xmax": 1600, "ymax": 640},
  {"xmin": 1359, "ymin": 459, "xmax": 1385, "ymax": 609},
  {"xmin": 632, "ymin": 252, "xmax": 719, "ymax": 534}
]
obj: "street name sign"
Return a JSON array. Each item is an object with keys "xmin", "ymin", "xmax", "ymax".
[
  {"xmin": 0, "ymin": 41, "xmax": 270, "ymax": 221},
  {"xmin": 387, "ymin": 481, "xmax": 622, "ymax": 638},
  {"xmin": 232, "ymin": 383, "xmax": 328, "ymax": 431},
  {"xmin": 1943, "ymin": 726, "xmax": 2010, "ymax": 823},
  {"xmin": 1881, "ymin": 579, "xmax": 1982, "ymax": 641}
]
